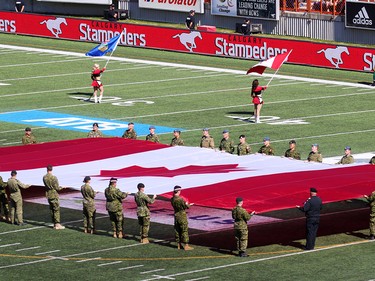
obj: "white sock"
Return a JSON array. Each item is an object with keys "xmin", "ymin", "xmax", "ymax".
[
  {"xmin": 99, "ymin": 96, "xmax": 102, "ymax": 103},
  {"xmin": 94, "ymin": 96, "xmax": 98, "ymax": 103}
]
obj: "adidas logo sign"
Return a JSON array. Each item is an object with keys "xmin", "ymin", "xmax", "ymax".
[{"xmin": 353, "ymin": 7, "xmax": 373, "ymax": 25}]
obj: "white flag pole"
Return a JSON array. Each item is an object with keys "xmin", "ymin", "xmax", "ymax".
[
  {"xmin": 103, "ymin": 30, "xmax": 123, "ymax": 69},
  {"xmin": 266, "ymin": 50, "xmax": 293, "ymax": 87}
]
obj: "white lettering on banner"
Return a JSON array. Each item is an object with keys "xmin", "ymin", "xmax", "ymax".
[
  {"xmin": 363, "ymin": 52, "xmax": 375, "ymax": 71},
  {"xmin": 79, "ymin": 25, "xmax": 146, "ymax": 47},
  {"xmin": 0, "ymin": 19, "xmax": 16, "ymax": 33},
  {"xmin": 157, "ymin": 0, "xmax": 197, "ymax": 6},
  {"xmin": 23, "ymin": 118, "xmax": 127, "ymax": 131},
  {"xmin": 215, "ymin": 39, "xmax": 287, "ymax": 59}
]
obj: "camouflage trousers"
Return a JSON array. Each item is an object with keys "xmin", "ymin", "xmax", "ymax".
[
  {"xmin": 108, "ymin": 211, "xmax": 124, "ymax": 234},
  {"xmin": 9, "ymin": 198, "xmax": 23, "ymax": 224},
  {"xmin": 138, "ymin": 216, "xmax": 151, "ymax": 238},
  {"xmin": 83, "ymin": 202, "xmax": 96, "ymax": 230},
  {"xmin": 48, "ymin": 198, "xmax": 61, "ymax": 224},
  {"xmin": 234, "ymin": 228, "xmax": 248, "ymax": 253},
  {"xmin": 174, "ymin": 215, "xmax": 189, "ymax": 244},
  {"xmin": 0, "ymin": 193, "xmax": 9, "ymax": 217},
  {"xmin": 370, "ymin": 212, "xmax": 375, "ymax": 236}
]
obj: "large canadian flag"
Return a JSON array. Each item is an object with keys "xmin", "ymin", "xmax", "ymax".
[{"xmin": 0, "ymin": 138, "xmax": 374, "ymax": 213}]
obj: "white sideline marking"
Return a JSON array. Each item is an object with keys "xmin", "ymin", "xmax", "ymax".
[
  {"xmin": 118, "ymin": 264, "xmax": 144, "ymax": 270},
  {"xmin": 139, "ymin": 240, "xmax": 375, "ymax": 281},
  {"xmin": 0, "ymin": 243, "xmax": 21, "ymax": 248},
  {"xmin": 35, "ymin": 250, "xmax": 60, "ymax": 255},
  {"xmin": 97, "ymin": 261, "xmax": 123, "ymax": 267},
  {"xmin": 185, "ymin": 277, "xmax": 210, "ymax": 281},
  {"xmin": 0, "ymin": 58, "xmax": 88, "ymax": 68},
  {"xmin": 140, "ymin": 269, "xmax": 165, "ymax": 274},
  {"xmin": 15, "ymin": 246, "xmax": 41, "ymax": 252},
  {"xmin": 0, "ymin": 226, "xmax": 44, "ymax": 235},
  {"xmin": 76, "ymin": 257, "xmax": 101, "ymax": 263}
]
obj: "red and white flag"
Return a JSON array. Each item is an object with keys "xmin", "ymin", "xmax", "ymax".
[
  {"xmin": 247, "ymin": 50, "xmax": 292, "ymax": 75},
  {"xmin": 0, "ymin": 137, "xmax": 373, "ymax": 213}
]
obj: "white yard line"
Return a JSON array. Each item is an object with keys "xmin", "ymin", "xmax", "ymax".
[
  {"xmin": 15, "ymin": 246, "xmax": 41, "ymax": 252},
  {"xmin": 35, "ymin": 250, "xmax": 60, "ymax": 255},
  {"xmin": 0, "ymin": 226, "xmax": 44, "ymax": 235},
  {"xmin": 0, "ymin": 243, "xmax": 21, "ymax": 248},
  {"xmin": 140, "ymin": 269, "xmax": 165, "ymax": 274},
  {"xmin": 97, "ymin": 261, "xmax": 123, "ymax": 267},
  {"xmin": 76, "ymin": 257, "xmax": 102, "ymax": 263},
  {"xmin": 118, "ymin": 264, "xmax": 145, "ymax": 270}
]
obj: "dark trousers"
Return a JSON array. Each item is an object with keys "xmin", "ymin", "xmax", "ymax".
[{"xmin": 306, "ymin": 217, "xmax": 320, "ymax": 250}]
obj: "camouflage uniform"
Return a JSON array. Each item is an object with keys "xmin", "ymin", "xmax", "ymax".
[
  {"xmin": 200, "ymin": 136, "xmax": 214, "ymax": 149},
  {"xmin": 7, "ymin": 177, "xmax": 29, "ymax": 224},
  {"xmin": 43, "ymin": 173, "xmax": 64, "ymax": 225},
  {"xmin": 171, "ymin": 195, "xmax": 190, "ymax": 245},
  {"xmin": 219, "ymin": 138, "xmax": 235, "ymax": 154},
  {"xmin": 336, "ymin": 155, "xmax": 354, "ymax": 164},
  {"xmin": 365, "ymin": 191, "xmax": 375, "ymax": 237},
  {"xmin": 81, "ymin": 183, "xmax": 96, "ymax": 232},
  {"xmin": 258, "ymin": 145, "xmax": 275, "ymax": 155},
  {"xmin": 170, "ymin": 137, "xmax": 184, "ymax": 146},
  {"xmin": 284, "ymin": 148, "xmax": 301, "ymax": 160},
  {"xmin": 122, "ymin": 129, "xmax": 137, "ymax": 139},
  {"xmin": 370, "ymin": 156, "xmax": 375, "ymax": 164},
  {"xmin": 146, "ymin": 133, "xmax": 160, "ymax": 143},
  {"xmin": 232, "ymin": 206, "xmax": 252, "ymax": 254},
  {"xmin": 237, "ymin": 142, "xmax": 251, "ymax": 156},
  {"xmin": 22, "ymin": 134, "xmax": 37, "ymax": 145},
  {"xmin": 105, "ymin": 184, "xmax": 128, "ymax": 237},
  {"xmin": 87, "ymin": 130, "xmax": 104, "ymax": 138},
  {"xmin": 0, "ymin": 176, "xmax": 9, "ymax": 221},
  {"xmin": 135, "ymin": 191, "xmax": 155, "ymax": 239},
  {"xmin": 307, "ymin": 151, "xmax": 323, "ymax": 163}
]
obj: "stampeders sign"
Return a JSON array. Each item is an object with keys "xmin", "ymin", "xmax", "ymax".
[{"xmin": 1, "ymin": 11, "xmax": 375, "ymax": 72}]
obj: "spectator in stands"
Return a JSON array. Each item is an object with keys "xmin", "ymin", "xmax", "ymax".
[
  {"xmin": 241, "ymin": 19, "xmax": 251, "ymax": 35},
  {"xmin": 185, "ymin": 10, "xmax": 196, "ymax": 30},
  {"xmin": 15, "ymin": 1, "xmax": 24, "ymax": 13},
  {"xmin": 336, "ymin": 146, "xmax": 354, "ymax": 164},
  {"xmin": 107, "ymin": 4, "xmax": 118, "ymax": 22}
]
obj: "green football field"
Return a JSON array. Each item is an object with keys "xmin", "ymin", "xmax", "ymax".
[{"xmin": 0, "ymin": 33, "xmax": 375, "ymax": 280}]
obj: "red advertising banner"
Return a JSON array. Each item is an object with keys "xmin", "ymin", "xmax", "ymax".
[{"xmin": 1, "ymin": 11, "xmax": 375, "ymax": 72}]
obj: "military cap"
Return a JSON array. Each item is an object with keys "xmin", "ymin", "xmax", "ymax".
[
  {"xmin": 93, "ymin": 122, "xmax": 99, "ymax": 127},
  {"xmin": 25, "ymin": 127, "xmax": 31, "ymax": 131},
  {"xmin": 137, "ymin": 183, "xmax": 145, "ymax": 189},
  {"xmin": 149, "ymin": 125, "xmax": 155, "ymax": 130},
  {"xmin": 174, "ymin": 185, "xmax": 182, "ymax": 191},
  {"xmin": 109, "ymin": 177, "xmax": 117, "ymax": 183},
  {"xmin": 310, "ymin": 187, "xmax": 317, "ymax": 193},
  {"xmin": 83, "ymin": 176, "xmax": 91, "ymax": 182},
  {"xmin": 289, "ymin": 140, "xmax": 296, "ymax": 144},
  {"xmin": 128, "ymin": 122, "xmax": 134, "ymax": 125},
  {"xmin": 174, "ymin": 129, "xmax": 181, "ymax": 133},
  {"xmin": 203, "ymin": 128, "xmax": 209, "ymax": 131},
  {"xmin": 222, "ymin": 129, "xmax": 229, "ymax": 134},
  {"xmin": 236, "ymin": 197, "xmax": 243, "ymax": 204},
  {"xmin": 11, "ymin": 170, "xmax": 17, "ymax": 176},
  {"xmin": 345, "ymin": 146, "xmax": 351, "ymax": 150},
  {"xmin": 239, "ymin": 134, "xmax": 245, "ymax": 139},
  {"xmin": 263, "ymin": 137, "xmax": 270, "ymax": 141},
  {"xmin": 312, "ymin": 143, "xmax": 319, "ymax": 147}
]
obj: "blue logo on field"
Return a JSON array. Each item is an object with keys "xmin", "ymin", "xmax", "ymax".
[{"xmin": 0, "ymin": 110, "xmax": 178, "ymax": 136}]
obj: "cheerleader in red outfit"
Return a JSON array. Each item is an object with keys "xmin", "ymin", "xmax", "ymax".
[
  {"xmin": 251, "ymin": 79, "xmax": 267, "ymax": 123},
  {"xmin": 91, "ymin": 64, "xmax": 106, "ymax": 103}
]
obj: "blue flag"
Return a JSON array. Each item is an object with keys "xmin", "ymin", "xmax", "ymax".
[{"xmin": 85, "ymin": 34, "xmax": 121, "ymax": 57}]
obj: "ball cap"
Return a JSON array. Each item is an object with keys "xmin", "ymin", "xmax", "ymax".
[
  {"xmin": 25, "ymin": 127, "xmax": 31, "ymax": 131},
  {"xmin": 310, "ymin": 187, "xmax": 318, "ymax": 193},
  {"xmin": 149, "ymin": 125, "xmax": 155, "ymax": 130},
  {"xmin": 110, "ymin": 177, "xmax": 117, "ymax": 183},
  {"xmin": 236, "ymin": 197, "xmax": 243, "ymax": 204},
  {"xmin": 345, "ymin": 146, "xmax": 351, "ymax": 150},
  {"xmin": 222, "ymin": 129, "xmax": 229, "ymax": 134},
  {"xmin": 190, "ymin": 9, "xmax": 195, "ymax": 13},
  {"xmin": 263, "ymin": 137, "xmax": 270, "ymax": 141},
  {"xmin": 83, "ymin": 176, "xmax": 91, "ymax": 182},
  {"xmin": 289, "ymin": 140, "xmax": 296, "ymax": 144}
]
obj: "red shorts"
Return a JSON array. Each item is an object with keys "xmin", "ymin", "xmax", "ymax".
[
  {"xmin": 252, "ymin": 96, "xmax": 263, "ymax": 105},
  {"xmin": 91, "ymin": 80, "xmax": 103, "ymax": 88}
]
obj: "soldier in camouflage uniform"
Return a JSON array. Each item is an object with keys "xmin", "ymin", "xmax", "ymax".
[
  {"xmin": 81, "ymin": 176, "xmax": 96, "ymax": 234},
  {"xmin": 171, "ymin": 185, "xmax": 194, "ymax": 250},
  {"xmin": 364, "ymin": 190, "xmax": 375, "ymax": 240},
  {"xmin": 258, "ymin": 137, "xmax": 274, "ymax": 155},
  {"xmin": 284, "ymin": 140, "xmax": 301, "ymax": 160},
  {"xmin": 232, "ymin": 197, "xmax": 255, "ymax": 257},
  {"xmin": 0, "ymin": 175, "xmax": 10, "ymax": 222},
  {"xmin": 105, "ymin": 178, "xmax": 129, "ymax": 238},
  {"xmin": 170, "ymin": 130, "xmax": 184, "ymax": 146},
  {"xmin": 219, "ymin": 130, "xmax": 234, "ymax": 154},
  {"xmin": 237, "ymin": 135, "xmax": 251, "ymax": 156},
  {"xmin": 146, "ymin": 126, "xmax": 160, "ymax": 143},
  {"xmin": 336, "ymin": 146, "xmax": 354, "ymax": 164},
  {"xmin": 307, "ymin": 144, "xmax": 323, "ymax": 163},
  {"xmin": 122, "ymin": 122, "xmax": 137, "ymax": 139},
  {"xmin": 7, "ymin": 170, "xmax": 30, "ymax": 226},
  {"xmin": 200, "ymin": 128, "xmax": 214, "ymax": 149},
  {"xmin": 370, "ymin": 156, "xmax": 375, "ymax": 165},
  {"xmin": 87, "ymin": 122, "xmax": 104, "ymax": 138},
  {"xmin": 134, "ymin": 183, "xmax": 156, "ymax": 243},
  {"xmin": 22, "ymin": 127, "xmax": 37, "ymax": 145},
  {"xmin": 43, "ymin": 165, "xmax": 65, "ymax": 230}
]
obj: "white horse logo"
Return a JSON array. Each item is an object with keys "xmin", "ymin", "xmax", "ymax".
[
  {"xmin": 40, "ymin": 18, "xmax": 67, "ymax": 38},
  {"xmin": 173, "ymin": 31, "xmax": 202, "ymax": 52},
  {"xmin": 317, "ymin": 46, "xmax": 349, "ymax": 68}
]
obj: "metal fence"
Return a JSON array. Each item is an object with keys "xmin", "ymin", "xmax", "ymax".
[{"xmin": 281, "ymin": 0, "xmax": 345, "ymax": 15}]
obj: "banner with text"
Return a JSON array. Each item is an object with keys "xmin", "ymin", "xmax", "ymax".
[
  {"xmin": 138, "ymin": 0, "xmax": 205, "ymax": 13},
  {"xmin": 0, "ymin": 11, "xmax": 374, "ymax": 72},
  {"xmin": 345, "ymin": 1, "xmax": 375, "ymax": 30}
]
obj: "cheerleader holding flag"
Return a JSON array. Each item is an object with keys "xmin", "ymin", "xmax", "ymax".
[{"xmin": 246, "ymin": 50, "xmax": 292, "ymax": 123}]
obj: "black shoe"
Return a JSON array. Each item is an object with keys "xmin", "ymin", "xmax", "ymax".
[
  {"xmin": 369, "ymin": 235, "xmax": 374, "ymax": 240},
  {"xmin": 239, "ymin": 252, "xmax": 249, "ymax": 257},
  {"xmin": 17, "ymin": 222, "xmax": 27, "ymax": 226}
]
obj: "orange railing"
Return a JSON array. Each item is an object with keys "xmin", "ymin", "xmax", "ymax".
[{"xmin": 280, "ymin": 0, "xmax": 345, "ymax": 15}]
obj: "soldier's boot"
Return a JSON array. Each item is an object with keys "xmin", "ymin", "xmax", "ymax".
[
  {"xmin": 6, "ymin": 216, "xmax": 11, "ymax": 223},
  {"xmin": 90, "ymin": 229, "xmax": 95, "ymax": 234},
  {"xmin": 84, "ymin": 228, "xmax": 88, "ymax": 234},
  {"xmin": 184, "ymin": 244, "xmax": 194, "ymax": 251},
  {"xmin": 1, "ymin": 216, "xmax": 5, "ymax": 221},
  {"xmin": 113, "ymin": 231, "xmax": 117, "ymax": 238},
  {"xmin": 118, "ymin": 231, "xmax": 123, "ymax": 239},
  {"xmin": 141, "ymin": 238, "xmax": 149, "ymax": 244},
  {"xmin": 177, "ymin": 243, "xmax": 182, "ymax": 250},
  {"xmin": 54, "ymin": 224, "xmax": 65, "ymax": 230}
]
